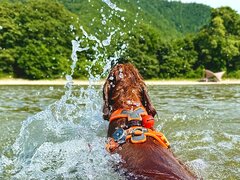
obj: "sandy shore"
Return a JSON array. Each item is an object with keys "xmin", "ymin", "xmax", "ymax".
[
  {"xmin": 0, "ymin": 78, "xmax": 240, "ymax": 85},
  {"xmin": 145, "ymin": 79, "xmax": 240, "ymax": 85},
  {"xmin": 0, "ymin": 79, "xmax": 90, "ymax": 86}
]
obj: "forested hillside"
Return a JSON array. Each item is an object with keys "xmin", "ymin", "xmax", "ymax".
[
  {"xmin": 59, "ymin": 0, "xmax": 211, "ymax": 39},
  {"xmin": 1, "ymin": 0, "xmax": 239, "ymax": 79}
]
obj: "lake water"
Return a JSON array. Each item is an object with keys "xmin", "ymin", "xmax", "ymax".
[{"xmin": 0, "ymin": 84, "xmax": 239, "ymax": 179}]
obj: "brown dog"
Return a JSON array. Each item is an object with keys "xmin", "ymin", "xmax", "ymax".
[{"xmin": 103, "ymin": 63, "xmax": 196, "ymax": 179}]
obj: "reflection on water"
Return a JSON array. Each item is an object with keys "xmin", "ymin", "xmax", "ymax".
[{"xmin": 0, "ymin": 84, "xmax": 240, "ymax": 179}]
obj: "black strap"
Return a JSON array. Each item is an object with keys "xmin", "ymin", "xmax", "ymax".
[{"xmin": 128, "ymin": 120, "xmax": 142, "ymax": 127}]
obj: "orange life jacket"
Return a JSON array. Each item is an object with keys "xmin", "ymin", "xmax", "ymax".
[
  {"xmin": 106, "ymin": 126, "xmax": 170, "ymax": 152},
  {"xmin": 106, "ymin": 106, "xmax": 170, "ymax": 152}
]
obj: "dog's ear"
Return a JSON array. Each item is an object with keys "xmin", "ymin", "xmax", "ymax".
[
  {"xmin": 103, "ymin": 79, "xmax": 111, "ymax": 120},
  {"xmin": 102, "ymin": 65, "xmax": 119, "ymax": 120},
  {"xmin": 142, "ymin": 85, "xmax": 157, "ymax": 117},
  {"xmin": 103, "ymin": 71, "xmax": 116, "ymax": 120}
]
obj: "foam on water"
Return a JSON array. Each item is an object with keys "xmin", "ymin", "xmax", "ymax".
[
  {"xmin": 5, "ymin": 105, "xmax": 122, "ymax": 179},
  {"xmin": 9, "ymin": 104, "xmax": 114, "ymax": 179}
]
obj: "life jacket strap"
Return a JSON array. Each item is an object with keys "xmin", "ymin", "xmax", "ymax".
[
  {"xmin": 106, "ymin": 127, "xmax": 170, "ymax": 152},
  {"xmin": 109, "ymin": 107, "xmax": 148, "ymax": 123}
]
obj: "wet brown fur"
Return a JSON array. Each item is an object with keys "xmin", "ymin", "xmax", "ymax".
[{"xmin": 103, "ymin": 63, "xmax": 196, "ymax": 180}]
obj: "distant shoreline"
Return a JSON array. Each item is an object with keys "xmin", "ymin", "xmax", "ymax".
[{"xmin": 1, "ymin": 78, "xmax": 240, "ymax": 86}]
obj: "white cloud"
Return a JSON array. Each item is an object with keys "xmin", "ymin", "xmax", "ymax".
[{"xmin": 175, "ymin": 0, "xmax": 240, "ymax": 13}]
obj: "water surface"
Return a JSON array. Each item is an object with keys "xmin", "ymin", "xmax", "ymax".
[{"xmin": 0, "ymin": 84, "xmax": 239, "ymax": 179}]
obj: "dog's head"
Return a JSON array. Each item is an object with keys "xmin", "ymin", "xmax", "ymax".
[
  {"xmin": 106, "ymin": 63, "xmax": 144, "ymax": 88},
  {"xmin": 102, "ymin": 63, "xmax": 156, "ymax": 120}
]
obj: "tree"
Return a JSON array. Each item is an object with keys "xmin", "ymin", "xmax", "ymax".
[
  {"xmin": 157, "ymin": 36, "xmax": 198, "ymax": 78},
  {"xmin": 0, "ymin": 2, "xmax": 21, "ymax": 75},
  {"xmin": 0, "ymin": 0, "xmax": 80, "ymax": 79},
  {"xmin": 125, "ymin": 24, "xmax": 161, "ymax": 78},
  {"xmin": 193, "ymin": 7, "xmax": 240, "ymax": 74}
]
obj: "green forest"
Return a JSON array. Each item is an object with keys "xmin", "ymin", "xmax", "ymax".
[{"xmin": 0, "ymin": 0, "xmax": 240, "ymax": 79}]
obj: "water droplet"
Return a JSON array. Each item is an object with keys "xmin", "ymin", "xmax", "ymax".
[
  {"xmin": 109, "ymin": 76, "xmax": 114, "ymax": 80},
  {"xmin": 66, "ymin": 75, "xmax": 72, "ymax": 81},
  {"xmin": 102, "ymin": 0, "xmax": 125, "ymax": 12},
  {"xmin": 119, "ymin": 72, "xmax": 124, "ymax": 79}
]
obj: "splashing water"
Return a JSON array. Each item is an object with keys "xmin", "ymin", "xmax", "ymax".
[
  {"xmin": 0, "ymin": 1, "xmax": 138, "ymax": 179},
  {"xmin": 102, "ymin": 0, "xmax": 125, "ymax": 12}
]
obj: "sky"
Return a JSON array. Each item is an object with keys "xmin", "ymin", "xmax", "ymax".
[{"xmin": 176, "ymin": 0, "xmax": 240, "ymax": 13}]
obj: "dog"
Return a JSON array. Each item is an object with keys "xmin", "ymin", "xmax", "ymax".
[{"xmin": 103, "ymin": 63, "xmax": 196, "ymax": 179}]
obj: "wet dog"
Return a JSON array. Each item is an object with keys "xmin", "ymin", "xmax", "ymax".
[{"xmin": 103, "ymin": 63, "xmax": 196, "ymax": 179}]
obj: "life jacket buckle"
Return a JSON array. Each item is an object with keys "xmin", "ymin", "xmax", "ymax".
[
  {"xmin": 112, "ymin": 128, "xmax": 126, "ymax": 144},
  {"xmin": 130, "ymin": 127, "xmax": 147, "ymax": 144}
]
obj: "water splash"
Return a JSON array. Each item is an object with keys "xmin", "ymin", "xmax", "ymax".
[
  {"xmin": 102, "ymin": 0, "xmax": 125, "ymax": 12},
  {"xmin": 0, "ymin": 1, "xmax": 134, "ymax": 179}
]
